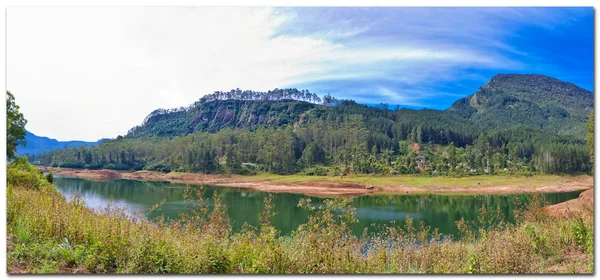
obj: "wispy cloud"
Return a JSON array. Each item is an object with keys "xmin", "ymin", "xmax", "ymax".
[
  {"xmin": 275, "ymin": 7, "xmax": 593, "ymax": 107},
  {"xmin": 7, "ymin": 7, "xmax": 593, "ymax": 141}
]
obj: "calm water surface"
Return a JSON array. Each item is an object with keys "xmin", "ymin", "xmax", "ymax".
[{"xmin": 53, "ymin": 176, "xmax": 581, "ymax": 236}]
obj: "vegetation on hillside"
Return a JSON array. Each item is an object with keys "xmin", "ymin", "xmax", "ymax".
[
  {"xmin": 7, "ymin": 158, "xmax": 594, "ymax": 274},
  {"xmin": 26, "ymin": 74, "xmax": 594, "ymax": 175},
  {"xmin": 586, "ymin": 111, "xmax": 594, "ymax": 166},
  {"xmin": 449, "ymin": 74, "xmax": 593, "ymax": 137},
  {"xmin": 128, "ymin": 99, "xmax": 318, "ymax": 138},
  {"xmin": 6, "ymin": 85, "xmax": 595, "ymax": 274},
  {"xmin": 31, "ymin": 124, "xmax": 591, "ymax": 176}
]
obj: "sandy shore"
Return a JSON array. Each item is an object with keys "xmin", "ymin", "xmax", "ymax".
[
  {"xmin": 38, "ymin": 166, "xmax": 593, "ymax": 197},
  {"xmin": 544, "ymin": 188, "xmax": 594, "ymax": 218},
  {"xmin": 40, "ymin": 167, "xmax": 372, "ymax": 196}
]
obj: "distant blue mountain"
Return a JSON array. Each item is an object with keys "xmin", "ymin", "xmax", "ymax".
[{"xmin": 16, "ymin": 130, "xmax": 110, "ymax": 156}]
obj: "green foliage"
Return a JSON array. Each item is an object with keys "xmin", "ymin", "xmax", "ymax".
[
  {"xmin": 304, "ymin": 166, "xmax": 328, "ymax": 176},
  {"xmin": 30, "ymin": 75, "xmax": 592, "ymax": 175},
  {"xmin": 6, "ymin": 90, "xmax": 27, "ymax": 159},
  {"xmin": 7, "ymin": 157, "xmax": 53, "ymax": 190},
  {"xmin": 13, "ymin": 217, "xmax": 33, "ymax": 245},
  {"xmin": 571, "ymin": 217, "xmax": 593, "ymax": 254},
  {"xmin": 45, "ymin": 172, "xmax": 54, "ymax": 184},
  {"xmin": 450, "ymin": 74, "xmax": 593, "ymax": 137},
  {"xmin": 128, "ymin": 98, "xmax": 318, "ymax": 138},
  {"xmin": 7, "ymin": 159, "xmax": 595, "ymax": 274},
  {"xmin": 533, "ymin": 142, "xmax": 591, "ymax": 174},
  {"xmin": 586, "ymin": 111, "xmax": 594, "ymax": 165}
]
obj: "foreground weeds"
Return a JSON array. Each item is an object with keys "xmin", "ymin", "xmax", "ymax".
[{"xmin": 6, "ymin": 158, "xmax": 594, "ymax": 274}]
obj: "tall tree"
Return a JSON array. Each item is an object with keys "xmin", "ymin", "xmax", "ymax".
[
  {"xmin": 586, "ymin": 111, "xmax": 594, "ymax": 166},
  {"xmin": 6, "ymin": 91, "xmax": 27, "ymax": 159}
]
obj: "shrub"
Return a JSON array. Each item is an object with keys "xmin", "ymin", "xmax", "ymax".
[
  {"xmin": 6, "ymin": 157, "xmax": 595, "ymax": 274},
  {"xmin": 143, "ymin": 163, "xmax": 171, "ymax": 173},
  {"xmin": 304, "ymin": 166, "xmax": 328, "ymax": 176},
  {"xmin": 45, "ymin": 172, "xmax": 54, "ymax": 184},
  {"xmin": 103, "ymin": 163, "xmax": 130, "ymax": 171},
  {"xmin": 7, "ymin": 157, "xmax": 52, "ymax": 190}
]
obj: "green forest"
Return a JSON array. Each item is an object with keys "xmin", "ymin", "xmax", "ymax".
[{"xmin": 29, "ymin": 74, "xmax": 594, "ymax": 176}]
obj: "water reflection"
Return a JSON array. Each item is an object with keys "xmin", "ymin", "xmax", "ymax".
[{"xmin": 54, "ymin": 176, "xmax": 582, "ymax": 236}]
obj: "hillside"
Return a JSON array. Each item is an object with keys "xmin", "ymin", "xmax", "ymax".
[
  {"xmin": 129, "ymin": 74, "xmax": 593, "ymax": 142},
  {"xmin": 128, "ymin": 99, "xmax": 317, "ymax": 138},
  {"xmin": 17, "ymin": 130, "xmax": 108, "ymax": 156},
  {"xmin": 126, "ymin": 91, "xmax": 483, "ymax": 147},
  {"xmin": 31, "ymin": 74, "xmax": 593, "ymax": 175},
  {"xmin": 449, "ymin": 74, "xmax": 593, "ymax": 137}
]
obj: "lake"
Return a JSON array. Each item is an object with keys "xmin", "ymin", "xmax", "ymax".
[{"xmin": 53, "ymin": 176, "xmax": 582, "ymax": 237}]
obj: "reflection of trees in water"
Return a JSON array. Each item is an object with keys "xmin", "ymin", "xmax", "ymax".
[
  {"xmin": 54, "ymin": 177, "xmax": 582, "ymax": 236},
  {"xmin": 349, "ymin": 192, "xmax": 581, "ymax": 236},
  {"xmin": 56, "ymin": 178, "xmax": 187, "ymax": 204}
]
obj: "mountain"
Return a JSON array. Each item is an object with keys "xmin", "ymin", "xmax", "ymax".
[
  {"xmin": 126, "ymin": 92, "xmax": 482, "ymax": 147},
  {"xmin": 16, "ymin": 130, "xmax": 109, "ymax": 156},
  {"xmin": 128, "ymin": 99, "xmax": 317, "ymax": 138},
  {"xmin": 128, "ymin": 74, "xmax": 592, "ymax": 143},
  {"xmin": 449, "ymin": 74, "xmax": 594, "ymax": 137},
  {"xmin": 32, "ymin": 74, "xmax": 593, "ymax": 175}
]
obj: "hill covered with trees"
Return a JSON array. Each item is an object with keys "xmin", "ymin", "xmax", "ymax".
[
  {"xmin": 449, "ymin": 74, "xmax": 593, "ymax": 137},
  {"xmin": 127, "ymin": 88, "xmax": 324, "ymax": 138},
  {"xmin": 30, "ymin": 74, "xmax": 594, "ymax": 175}
]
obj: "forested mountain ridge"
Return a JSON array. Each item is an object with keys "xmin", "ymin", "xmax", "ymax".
[
  {"xmin": 31, "ymin": 74, "xmax": 593, "ymax": 175},
  {"xmin": 449, "ymin": 74, "xmax": 593, "ymax": 137},
  {"xmin": 127, "ymin": 99, "xmax": 317, "ymax": 138},
  {"xmin": 129, "ymin": 74, "xmax": 592, "ymax": 140},
  {"xmin": 126, "ymin": 90, "xmax": 483, "ymax": 147},
  {"xmin": 17, "ymin": 130, "xmax": 108, "ymax": 156}
]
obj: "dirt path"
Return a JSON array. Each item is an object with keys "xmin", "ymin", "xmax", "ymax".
[{"xmin": 38, "ymin": 166, "xmax": 593, "ymax": 197}]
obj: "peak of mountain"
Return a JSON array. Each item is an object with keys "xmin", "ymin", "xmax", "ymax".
[
  {"xmin": 17, "ymin": 130, "xmax": 109, "ymax": 156},
  {"xmin": 449, "ymin": 74, "xmax": 593, "ymax": 137}
]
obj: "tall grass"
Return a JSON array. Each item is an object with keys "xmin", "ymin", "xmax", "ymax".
[{"xmin": 6, "ymin": 158, "xmax": 594, "ymax": 274}]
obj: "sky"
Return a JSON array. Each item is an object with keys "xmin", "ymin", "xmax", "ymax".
[{"xmin": 7, "ymin": 7, "xmax": 594, "ymax": 141}]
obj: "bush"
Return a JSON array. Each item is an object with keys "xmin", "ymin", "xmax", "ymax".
[
  {"xmin": 84, "ymin": 162, "xmax": 104, "ymax": 170},
  {"xmin": 45, "ymin": 172, "xmax": 54, "ymax": 184},
  {"xmin": 103, "ymin": 163, "xmax": 130, "ymax": 171},
  {"xmin": 304, "ymin": 166, "xmax": 328, "ymax": 176},
  {"xmin": 143, "ymin": 163, "xmax": 171, "ymax": 173},
  {"xmin": 6, "ymin": 157, "xmax": 596, "ymax": 274},
  {"xmin": 7, "ymin": 157, "xmax": 52, "ymax": 190},
  {"xmin": 57, "ymin": 161, "xmax": 85, "ymax": 169}
]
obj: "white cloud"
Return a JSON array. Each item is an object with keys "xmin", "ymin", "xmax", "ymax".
[{"xmin": 7, "ymin": 7, "xmax": 510, "ymax": 141}]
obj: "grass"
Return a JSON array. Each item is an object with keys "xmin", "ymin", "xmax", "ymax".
[
  {"xmin": 48, "ymin": 166, "xmax": 590, "ymax": 195},
  {"xmin": 7, "ymin": 158, "xmax": 595, "ymax": 274},
  {"xmin": 250, "ymin": 173, "xmax": 578, "ymax": 188}
]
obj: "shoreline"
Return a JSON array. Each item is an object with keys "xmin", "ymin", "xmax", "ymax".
[
  {"xmin": 544, "ymin": 188, "xmax": 594, "ymax": 217},
  {"xmin": 38, "ymin": 166, "xmax": 593, "ymax": 197}
]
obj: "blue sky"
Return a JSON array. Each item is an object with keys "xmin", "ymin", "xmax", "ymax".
[
  {"xmin": 8, "ymin": 7, "xmax": 595, "ymax": 141},
  {"xmin": 278, "ymin": 7, "xmax": 594, "ymax": 109}
]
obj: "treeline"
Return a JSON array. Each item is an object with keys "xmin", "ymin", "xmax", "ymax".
[
  {"xmin": 30, "ymin": 118, "xmax": 591, "ymax": 176},
  {"xmin": 31, "ymin": 96, "xmax": 593, "ymax": 175},
  {"xmin": 129, "ymin": 88, "xmax": 330, "ymax": 136},
  {"xmin": 196, "ymin": 88, "xmax": 324, "ymax": 104}
]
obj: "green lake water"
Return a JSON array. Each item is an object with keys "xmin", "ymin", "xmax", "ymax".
[{"xmin": 53, "ymin": 176, "xmax": 582, "ymax": 237}]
